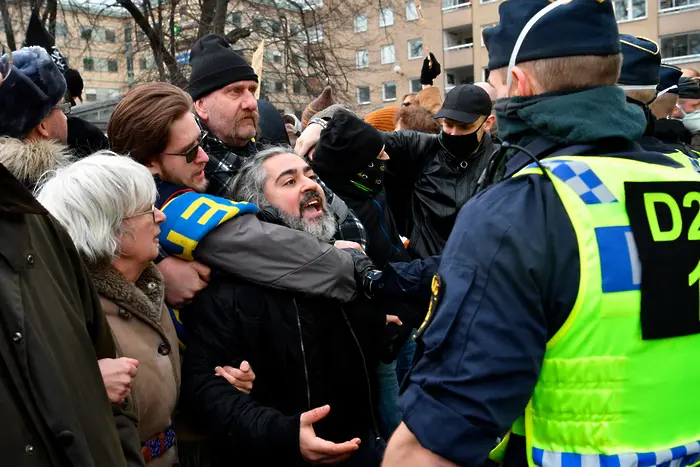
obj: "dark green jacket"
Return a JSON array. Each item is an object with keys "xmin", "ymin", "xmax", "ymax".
[{"xmin": 0, "ymin": 163, "xmax": 144, "ymax": 467}]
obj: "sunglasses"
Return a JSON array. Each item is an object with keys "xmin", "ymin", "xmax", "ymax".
[
  {"xmin": 55, "ymin": 102, "xmax": 72, "ymax": 116},
  {"xmin": 124, "ymin": 205, "xmax": 156, "ymax": 224},
  {"xmin": 163, "ymin": 131, "xmax": 208, "ymax": 163}
]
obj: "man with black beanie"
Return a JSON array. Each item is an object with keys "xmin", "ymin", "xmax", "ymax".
[
  {"xmin": 313, "ymin": 109, "xmax": 427, "ymax": 440},
  {"xmin": 189, "ymin": 33, "xmax": 368, "ymax": 248}
]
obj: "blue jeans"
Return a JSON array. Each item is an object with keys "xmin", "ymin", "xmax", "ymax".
[
  {"xmin": 376, "ymin": 360, "xmax": 401, "ymax": 440},
  {"xmin": 396, "ymin": 333, "xmax": 417, "ymax": 385}
]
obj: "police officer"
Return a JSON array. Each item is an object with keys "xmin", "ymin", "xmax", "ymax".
[
  {"xmin": 382, "ymin": 1, "xmax": 700, "ymax": 466},
  {"xmin": 617, "ymin": 35, "xmax": 700, "ymax": 166}
]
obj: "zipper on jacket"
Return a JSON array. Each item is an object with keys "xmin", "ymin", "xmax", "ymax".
[
  {"xmin": 293, "ymin": 300, "xmax": 312, "ymax": 410},
  {"xmin": 341, "ymin": 309, "xmax": 381, "ymax": 441}
]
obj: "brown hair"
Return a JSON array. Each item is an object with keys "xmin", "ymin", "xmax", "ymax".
[
  {"xmin": 394, "ymin": 105, "xmax": 441, "ymax": 134},
  {"xmin": 496, "ymin": 54, "xmax": 622, "ymax": 93},
  {"xmin": 107, "ymin": 82, "xmax": 193, "ymax": 166}
]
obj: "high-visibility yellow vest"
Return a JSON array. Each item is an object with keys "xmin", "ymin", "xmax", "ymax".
[{"xmin": 490, "ymin": 154, "xmax": 700, "ymax": 467}]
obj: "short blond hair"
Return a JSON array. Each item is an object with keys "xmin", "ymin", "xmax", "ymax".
[
  {"xmin": 625, "ymin": 89, "xmax": 657, "ymax": 105},
  {"xmin": 496, "ymin": 54, "xmax": 622, "ymax": 92}
]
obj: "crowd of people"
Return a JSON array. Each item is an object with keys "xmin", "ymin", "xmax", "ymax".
[{"xmin": 1, "ymin": 0, "xmax": 700, "ymax": 466}]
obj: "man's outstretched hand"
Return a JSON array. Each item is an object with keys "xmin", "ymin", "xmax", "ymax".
[
  {"xmin": 215, "ymin": 360, "xmax": 256, "ymax": 395},
  {"xmin": 300, "ymin": 405, "xmax": 361, "ymax": 464}
]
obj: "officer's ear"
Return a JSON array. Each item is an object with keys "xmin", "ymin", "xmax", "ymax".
[{"xmin": 511, "ymin": 65, "xmax": 538, "ymax": 98}]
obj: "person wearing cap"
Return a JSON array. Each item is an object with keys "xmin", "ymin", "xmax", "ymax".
[
  {"xmin": 651, "ymin": 64, "xmax": 700, "ymax": 158},
  {"xmin": 296, "ymin": 82, "xmax": 498, "ymax": 259},
  {"xmin": 188, "ymin": 34, "xmax": 368, "ymax": 251},
  {"xmin": 616, "ymin": 35, "xmax": 699, "ymax": 164},
  {"xmin": 0, "ymin": 46, "xmax": 72, "ymax": 190},
  {"xmin": 383, "ymin": 0, "xmax": 700, "ymax": 466},
  {"xmin": 0, "ymin": 46, "xmax": 145, "ymax": 467}
]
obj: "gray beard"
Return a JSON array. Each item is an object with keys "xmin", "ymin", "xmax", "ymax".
[{"xmin": 276, "ymin": 207, "xmax": 337, "ymax": 242}]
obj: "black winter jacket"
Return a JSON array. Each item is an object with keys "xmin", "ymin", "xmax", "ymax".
[
  {"xmin": 382, "ymin": 131, "xmax": 499, "ymax": 259},
  {"xmin": 180, "ymin": 273, "xmax": 384, "ymax": 467}
]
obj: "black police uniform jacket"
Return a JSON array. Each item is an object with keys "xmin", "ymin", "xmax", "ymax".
[
  {"xmin": 180, "ymin": 271, "xmax": 385, "ymax": 467},
  {"xmin": 382, "ymin": 131, "xmax": 499, "ymax": 259}
]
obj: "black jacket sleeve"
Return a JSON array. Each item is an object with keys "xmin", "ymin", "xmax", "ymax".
[
  {"xmin": 180, "ymin": 277, "xmax": 301, "ymax": 457},
  {"xmin": 382, "ymin": 130, "xmax": 440, "ymax": 184}
]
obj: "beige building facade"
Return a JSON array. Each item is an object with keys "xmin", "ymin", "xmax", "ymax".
[{"xmin": 340, "ymin": 0, "xmax": 700, "ymax": 116}]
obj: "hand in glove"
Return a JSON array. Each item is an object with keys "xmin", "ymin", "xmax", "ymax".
[
  {"xmin": 420, "ymin": 52, "xmax": 441, "ymax": 86},
  {"xmin": 345, "ymin": 249, "xmax": 382, "ymax": 298}
]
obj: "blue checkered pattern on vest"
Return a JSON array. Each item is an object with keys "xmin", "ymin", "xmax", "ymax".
[
  {"xmin": 532, "ymin": 440, "xmax": 700, "ymax": 467},
  {"xmin": 526, "ymin": 160, "xmax": 618, "ymax": 205}
]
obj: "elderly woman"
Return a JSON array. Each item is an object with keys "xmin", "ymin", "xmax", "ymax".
[{"xmin": 37, "ymin": 153, "xmax": 179, "ymax": 466}]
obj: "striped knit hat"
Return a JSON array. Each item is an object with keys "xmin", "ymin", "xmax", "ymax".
[
  {"xmin": 364, "ymin": 106, "xmax": 399, "ymax": 132},
  {"xmin": 301, "ymin": 86, "xmax": 335, "ymax": 128}
]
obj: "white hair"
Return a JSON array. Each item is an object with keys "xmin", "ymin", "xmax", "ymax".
[{"xmin": 36, "ymin": 151, "xmax": 157, "ymax": 262}]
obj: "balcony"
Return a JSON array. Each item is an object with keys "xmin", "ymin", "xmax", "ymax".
[
  {"xmin": 442, "ymin": 0, "xmax": 472, "ymax": 29},
  {"xmin": 659, "ymin": 0, "xmax": 700, "ymax": 14},
  {"xmin": 443, "ymin": 26, "xmax": 474, "ymax": 69},
  {"xmin": 445, "ymin": 65, "xmax": 474, "ymax": 92}
]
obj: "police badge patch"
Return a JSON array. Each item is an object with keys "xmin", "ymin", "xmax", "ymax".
[{"xmin": 413, "ymin": 273, "xmax": 444, "ymax": 340}]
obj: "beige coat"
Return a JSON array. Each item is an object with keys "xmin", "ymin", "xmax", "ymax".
[{"xmin": 88, "ymin": 261, "xmax": 181, "ymax": 467}]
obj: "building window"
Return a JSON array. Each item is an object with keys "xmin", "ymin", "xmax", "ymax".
[
  {"xmin": 357, "ymin": 86, "xmax": 370, "ymax": 104},
  {"xmin": 442, "ymin": 0, "xmax": 471, "ymax": 10},
  {"xmin": 409, "ymin": 77, "xmax": 422, "ymax": 93},
  {"xmin": 124, "ymin": 24, "xmax": 132, "ymax": 43},
  {"xmin": 613, "ymin": 0, "xmax": 646, "ymax": 21},
  {"xmin": 139, "ymin": 56, "xmax": 157, "ymax": 70},
  {"xmin": 253, "ymin": 18, "xmax": 281, "ymax": 35},
  {"xmin": 85, "ymin": 57, "xmax": 120, "ymax": 72},
  {"xmin": 307, "ymin": 24, "xmax": 323, "ymax": 43},
  {"xmin": 408, "ymin": 38, "xmax": 423, "ymax": 59},
  {"xmin": 481, "ymin": 23, "xmax": 497, "ymax": 47},
  {"xmin": 274, "ymin": 81, "xmax": 285, "ymax": 92},
  {"xmin": 356, "ymin": 50, "xmax": 369, "ymax": 69},
  {"xmin": 660, "ymin": 0, "xmax": 700, "ymax": 11},
  {"xmin": 381, "ymin": 44, "xmax": 396, "ymax": 64},
  {"xmin": 266, "ymin": 50, "xmax": 283, "ymax": 64},
  {"xmin": 383, "ymin": 81, "xmax": 397, "ymax": 101},
  {"xmin": 406, "ymin": 0, "xmax": 419, "ymax": 20},
  {"xmin": 446, "ymin": 73, "xmax": 456, "ymax": 86},
  {"xmin": 107, "ymin": 59, "xmax": 118, "ymax": 72},
  {"xmin": 380, "ymin": 7, "xmax": 394, "ymax": 27},
  {"xmin": 292, "ymin": 54, "xmax": 309, "ymax": 68},
  {"xmin": 80, "ymin": 26, "xmax": 117, "ymax": 43},
  {"xmin": 480, "ymin": 0, "xmax": 498, "ymax": 3},
  {"xmin": 661, "ymin": 31, "xmax": 700, "ymax": 61},
  {"xmin": 293, "ymin": 81, "xmax": 303, "ymax": 94},
  {"xmin": 83, "ymin": 57, "xmax": 94, "ymax": 71},
  {"xmin": 230, "ymin": 12, "xmax": 242, "ymax": 28},
  {"xmin": 84, "ymin": 87, "xmax": 120, "ymax": 102},
  {"xmin": 482, "ymin": 67, "xmax": 490, "ymax": 82},
  {"xmin": 54, "ymin": 23, "xmax": 67, "ymax": 39},
  {"xmin": 354, "ymin": 14, "xmax": 368, "ymax": 33}
]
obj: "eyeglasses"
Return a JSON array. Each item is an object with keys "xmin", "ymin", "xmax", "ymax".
[
  {"xmin": 124, "ymin": 205, "xmax": 156, "ymax": 224},
  {"xmin": 0, "ymin": 44, "xmax": 12, "ymax": 82},
  {"xmin": 55, "ymin": 102, "xmax": 72, "ymax": 116},
  {"xmin": 163, "ymin": 131, "xmax": 208, "ymax": 163}
]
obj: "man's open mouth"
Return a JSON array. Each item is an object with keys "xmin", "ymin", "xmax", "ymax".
[{"xmin": 301, "ymin": 197, "xmax": 323, "ymax": 217}]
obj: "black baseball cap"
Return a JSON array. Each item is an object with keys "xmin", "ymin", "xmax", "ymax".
[{"xmin": 434, "ymin": 84, "xmax": 492, "ymax": 124}]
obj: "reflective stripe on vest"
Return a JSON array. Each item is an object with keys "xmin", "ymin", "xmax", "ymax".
[
  {"xmin": 665, "ymin": 150, "xmax": 700, "ymax": 173},
  {"xmin": 533, "ymin": 441, "xmax": 700, "ymax": 467},
  {"xmin": 504, "ymin": 156, "xmax": 700, "ymax": 467}
]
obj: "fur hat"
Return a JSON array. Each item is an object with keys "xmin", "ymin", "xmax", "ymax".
[
  {"xmin": 0, "ymin": 46, "xmax": 67, "ymax": 138},
  {"xmin": 364, "ymin": 107, "xmax": 399, "ymax": 132},
  {"xmin": 301, "ymin": 86, "xmax": 335, "ymax": 128},
  {"xmin": 414, "ymin": 87, "xmax": 443, "ymax": 114}
]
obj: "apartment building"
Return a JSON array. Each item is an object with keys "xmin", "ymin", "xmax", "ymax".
[{"xmin": 341, "ymin": 0, "xmax": 700, "ymax": 116}]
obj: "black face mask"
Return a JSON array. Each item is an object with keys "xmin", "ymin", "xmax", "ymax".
[
  {"xmin": 440, "ymin": 120, "xmax": 485, "ymax": 159},
  {"xmin": 351, "ymin": 160, "xmax": 386, "ymax": 196}
]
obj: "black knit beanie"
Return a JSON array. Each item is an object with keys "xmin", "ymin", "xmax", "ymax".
[
  {"xmin": 313, "ymin": 109, "xmax": 385, "ymax": 177},
  {"xmin": 188, "ymin": 34, "xmax": 259, "ymax": 101}
]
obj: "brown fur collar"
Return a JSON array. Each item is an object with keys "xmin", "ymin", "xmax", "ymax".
[
  {"xmin": 0, "ymin": 137, "xmax": 73, "ymax": 189},
  {"xmin": 86, "ymin": 260, "xmax": 165, "ymax": 323}
]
